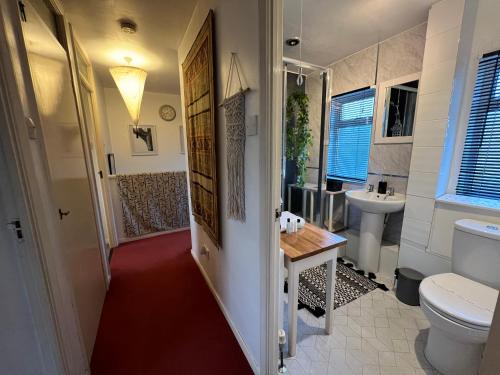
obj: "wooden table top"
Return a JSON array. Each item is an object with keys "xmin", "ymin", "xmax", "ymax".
[{"xmin": 280, "ymin": 223, "xmax": 347, "ymax": 262}]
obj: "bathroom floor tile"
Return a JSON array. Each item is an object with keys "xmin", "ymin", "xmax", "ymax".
[{"xmin": 282, "ymin": 268, "xmax": 437, "ymax": 375}]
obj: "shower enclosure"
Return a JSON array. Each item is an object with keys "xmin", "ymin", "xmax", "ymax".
[{"xmin": 281, "ymin": 58, "xmax": 343, "ymax": 231}]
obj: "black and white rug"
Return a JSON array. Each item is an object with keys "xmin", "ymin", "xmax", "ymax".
[{"xmin": 286, "ymin": 258, "xmax": 388, "ymax": 318}]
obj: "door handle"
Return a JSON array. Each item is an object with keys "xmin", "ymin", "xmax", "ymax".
[
  {"xmin": 7, "ymin": 219, "xmax": 24, "ymax": 240},
  {"xmin": 58, "ymin": 209, "xmax": 70, "ymax": 220}
]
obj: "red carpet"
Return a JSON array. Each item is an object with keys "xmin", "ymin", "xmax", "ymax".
[{"xmin": 91, "ymin": 230, "xmax": 253, "ymax": 375}]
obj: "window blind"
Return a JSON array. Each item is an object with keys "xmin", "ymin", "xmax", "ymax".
[
  {"xmin": 456, "ymin": 51, "xmax": 500, "ymax": 200},
  {"xmin": 327, "ymin": 88, "xmax": 375, "ymax": 183}
]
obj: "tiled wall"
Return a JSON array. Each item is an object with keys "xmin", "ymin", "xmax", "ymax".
[
  {"xmin": 400, "ymin": 0, "xmax": 500, "ymax": 276},
  {"xmin": 399, "ymin": 0, "xmax": 466, "ymax": 274},
  {"xmin": 308, "ymin": 24, "xmax": 427, "ymax": 245}
]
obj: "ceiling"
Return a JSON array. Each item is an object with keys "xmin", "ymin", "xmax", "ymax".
[
  {"xmin": 61, "ymin": 0, "xmax": 198, "ymax": 93},
  {"xmin": 284, "ymin": 0, "xmax": 440, "ymax": 67}
]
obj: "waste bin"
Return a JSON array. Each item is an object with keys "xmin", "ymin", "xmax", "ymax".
[{"xmin": 395, "ymin": 267, "xmax": 424, "ymax": 306}]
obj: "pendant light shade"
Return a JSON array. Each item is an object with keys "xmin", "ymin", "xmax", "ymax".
[{"xmin": 109, "ymin": 66, "xmax": 147, "ymax": 126}]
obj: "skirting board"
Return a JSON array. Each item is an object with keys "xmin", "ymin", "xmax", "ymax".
[
  {"xmin": 119, "ymin": 227, "xmax": 190, "ymax": 244},
  {"xmin": 191, "ymin": 250, "xmax": 259, "ymax": 374}
]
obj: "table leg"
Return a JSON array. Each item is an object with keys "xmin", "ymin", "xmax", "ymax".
[
  {"xmin": 328, "ymin": 194, "xmax": 333, "ymax": 232},
  {"xmin": 310, "ymin": 191, "xmax": 314, "ymax": 223},
  {"xmin": 325, "ymin": 259, "xmax": 336, "ymax": 334},
  {"xmin": 287, "ymin": 261, "xmax": 298, "ymax": 357},
  {"xmin": 302, "ymin": 190, "xmax": 307, "ymax": 219}
]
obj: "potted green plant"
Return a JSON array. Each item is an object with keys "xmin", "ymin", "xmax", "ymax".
[{"xmin": 286, "ymin": 92, "xmax": 312, "ymax": 187}]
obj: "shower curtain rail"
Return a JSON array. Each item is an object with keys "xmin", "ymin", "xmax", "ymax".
[{"xmin": 283, "ymin": 57, "xmax": 327, "ymax": 71}]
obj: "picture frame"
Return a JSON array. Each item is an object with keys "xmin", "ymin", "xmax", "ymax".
[{"xmin": 129, "ymin": 125, "xmax": 158, "ymax": 156}]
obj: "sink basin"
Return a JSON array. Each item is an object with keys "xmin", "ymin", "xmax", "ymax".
[
  {"xmin": 346, "ymin": 190, "xmax": 406, "ymax": 273},
  {"xmin": 346, "ymin": 190, "xmax": 405, "ymax": 214}
]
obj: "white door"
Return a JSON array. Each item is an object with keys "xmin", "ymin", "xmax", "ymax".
[
  {"xmin": 20, "ymin": 1, "xmax": 106, "ymax": 358},
  {"xmin": 80, "ymin": 84, "xmax": 111, "ymax": 247},
  {"xmin": 0, "ymin": 114, "xmax": 56, "ymax": 375}
]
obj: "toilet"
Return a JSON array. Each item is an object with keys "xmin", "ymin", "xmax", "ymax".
[{"xmin": 419, "ymin": 219, "xmax": 500, "ymax": 375}]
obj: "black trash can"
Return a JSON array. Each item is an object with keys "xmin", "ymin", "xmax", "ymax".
[{"xmin": 395, "ymin": 267, "xmax": 424, "ymax": 306}]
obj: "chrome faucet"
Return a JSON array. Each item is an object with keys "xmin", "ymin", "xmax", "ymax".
[{"xmin": 387, "ymin": 187, "xmax": 395, "ymax": 196}]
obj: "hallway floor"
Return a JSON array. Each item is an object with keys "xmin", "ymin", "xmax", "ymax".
[{"xmin": 91, "ymin": 230, "xmax": 253, "ymax": 375}]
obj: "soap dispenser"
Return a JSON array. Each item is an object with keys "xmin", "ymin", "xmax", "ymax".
[{"xmin": 378, "ymin": 178, "xmax": 387, "ymax": 194}]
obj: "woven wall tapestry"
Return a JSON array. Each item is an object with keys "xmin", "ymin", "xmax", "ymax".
[
  {"xmin": 116, "ymin": 172, "xmax": 190, "ymax": 238},
  {"xmin": 182, "ymin": 10, "xmax": 219, "ymax": 245},
  {"xmin": 222, "ymin": 53, "xmax": 248, "ymax": 222}
]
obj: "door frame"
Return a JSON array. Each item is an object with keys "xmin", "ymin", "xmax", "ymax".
[
  {"xmin": 0, "ymin": 0, "xmax": 90, "ymax": 372},
  {"xmin": 260, "ymin": 0, "xmax": 283, "ymax": 373},
  {"xmin": 0, "ymin": 39, "xmax": 63, "ymax": 375},
  {"xmin": 70, "ymin": 32, "xmax": 119, "ymax": 251},
  {"xmin": 55, "ymin": 17, "xmax": 112, "ymax": 285}
]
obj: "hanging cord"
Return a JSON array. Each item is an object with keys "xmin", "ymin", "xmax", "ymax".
[
  {"xmin": 224, "ymin": 53, "xmax": 244, "ymax": 100},
  {"xmin": 297, "ymin": 0, "xmax": 304, "ymax": 86},
  {"xmin": 221, "ymin": 53, "xmax": 249, "ymax": 107}
]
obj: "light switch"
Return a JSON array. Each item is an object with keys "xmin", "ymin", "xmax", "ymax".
[{"xmin": 246, "ymin": 114, "xmax": 258, "ymax": 136}]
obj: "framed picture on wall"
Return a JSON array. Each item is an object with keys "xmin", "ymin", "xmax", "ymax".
[{"xmin": 129, "ymin": 125, "xmax": 158, "ymax": 156}]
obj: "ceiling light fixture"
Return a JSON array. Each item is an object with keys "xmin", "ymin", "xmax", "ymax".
[
  {"xmin": 109, "ymin": 57, "xmax": 147, "ymax": 130},
  {"xmin": 119, "ymin": 19, "xmax": 137, "ymax": 34}
]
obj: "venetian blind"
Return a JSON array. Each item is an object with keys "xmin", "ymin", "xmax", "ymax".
[
  {"xmin": 327, "ymin": 88, "xmax": 375, "ymax": 183},
  {"xmin": 456, "ymin": 51, "xmax": 500, "ymax": 200}
]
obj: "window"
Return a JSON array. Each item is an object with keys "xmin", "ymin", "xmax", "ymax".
[
  {"xmin": 456, "ymin": 51, "xmax": 500, "ymax": 200},
  {"xmin": 327, "ymin": 88, "xmax": 375, "ymax": 183}
]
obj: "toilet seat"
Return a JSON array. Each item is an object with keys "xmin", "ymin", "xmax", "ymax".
[{"xmin": 419, "ymin": 273, "xmax": 498, "ymax": 330}]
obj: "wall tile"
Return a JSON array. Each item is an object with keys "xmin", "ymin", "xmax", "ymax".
[
  {"xmin": 426, "ymin": 0, "xmax": 465, "ymax": 39},
  {"xmin": 422, "ymin": 27, "xmax": 461, "ymax": 67},
  {"xmin": 419, "ymin": 59, "xmax": 456, "ymax": 95},
  {"xmin": 377, "ymin": 23, "xmax": 427, "ymax": 83},
  {"xmin": 410, "ymin": 147, "xmax": 443, "ymax": 173},
  {"xmin": 401, "ymin": 217, "xmax": 432, "ymax": 246},
  {"xmin": 398, "ymin": 240, "xmax": 452, "ymax": 275},
  {"xmin": 404, "ymin": 195, "xmax": 435, "ymax": 223},
  {"xmin": 406, "ymin": 171, "xmax": 438, "ymax": 198},
  {"xmin": 331, "ymin": 46, "xmax": 377, "ymax": 96},
  {"xmin": 368, "ymin": 144, "xmax": 412, "ymax": 177},
  {"xmin": 413, "ymin": 119, "xmax": 448, "ymax": 147},
  {"xmin": 415, "ymin": 91, "xmax": 452, "ymax": 122}
]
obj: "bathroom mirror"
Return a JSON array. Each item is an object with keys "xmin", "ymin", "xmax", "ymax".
[{"xmin": 374, "ymin": 72, "xmax": 420, "ymax": 144}]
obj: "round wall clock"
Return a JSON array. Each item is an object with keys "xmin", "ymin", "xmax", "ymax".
[{"xmin": 159, "ymin": 104, "xmax": 176, "ymax": 122}]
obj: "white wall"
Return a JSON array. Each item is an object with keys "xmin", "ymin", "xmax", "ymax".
[
  {"xmin": 399, "ymin": 0, "xmax": 500, "ymax": 275},
  {"xmin": 93, "ymin": 75, "xmax": 113, "ymax": 155},
  {"xmin": 177, "ymin": 0, "xmax": 262, "ymax": 372},
  {"xmin": 104, "ymin": 88, "xmax": 186, "ymax": 174}
]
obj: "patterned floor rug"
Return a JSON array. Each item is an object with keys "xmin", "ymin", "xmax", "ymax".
[{"xmin": 287, "ymin": 258, "xmax": 388, "ymax": 318}]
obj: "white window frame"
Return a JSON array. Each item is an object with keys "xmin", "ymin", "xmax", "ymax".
[{"xmin": 447, "ymin": 44, "xmax": 500, "ymax": 199}]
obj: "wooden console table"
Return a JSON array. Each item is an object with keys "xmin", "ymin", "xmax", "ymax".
[{"xmin": 280, "ymin": 222, "xmax": 347, "ymax": 356}]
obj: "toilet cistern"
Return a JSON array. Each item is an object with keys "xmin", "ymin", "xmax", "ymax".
[{"xmin": 345, "ymin": 190, "xmax": 405, "ymax": 273}]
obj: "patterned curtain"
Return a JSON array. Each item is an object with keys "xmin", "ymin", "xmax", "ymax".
[{"xmin": 116, "ymin": 172, "xmax": 190, "ymax": 237}]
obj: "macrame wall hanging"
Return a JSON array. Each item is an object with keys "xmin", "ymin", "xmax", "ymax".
[{"xmin": 221, "ymin": 53, "xmax": 249, "ymax": 222}]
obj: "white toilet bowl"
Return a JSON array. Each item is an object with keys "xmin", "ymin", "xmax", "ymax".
[{"xmin": 419, "ymin": 273, "xmax": 498, "ymax": 375}]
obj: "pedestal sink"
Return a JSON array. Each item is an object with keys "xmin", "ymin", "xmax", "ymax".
[{"xmin": 346, "ymin": 190, "xmax": 405, "ymax": 273}]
